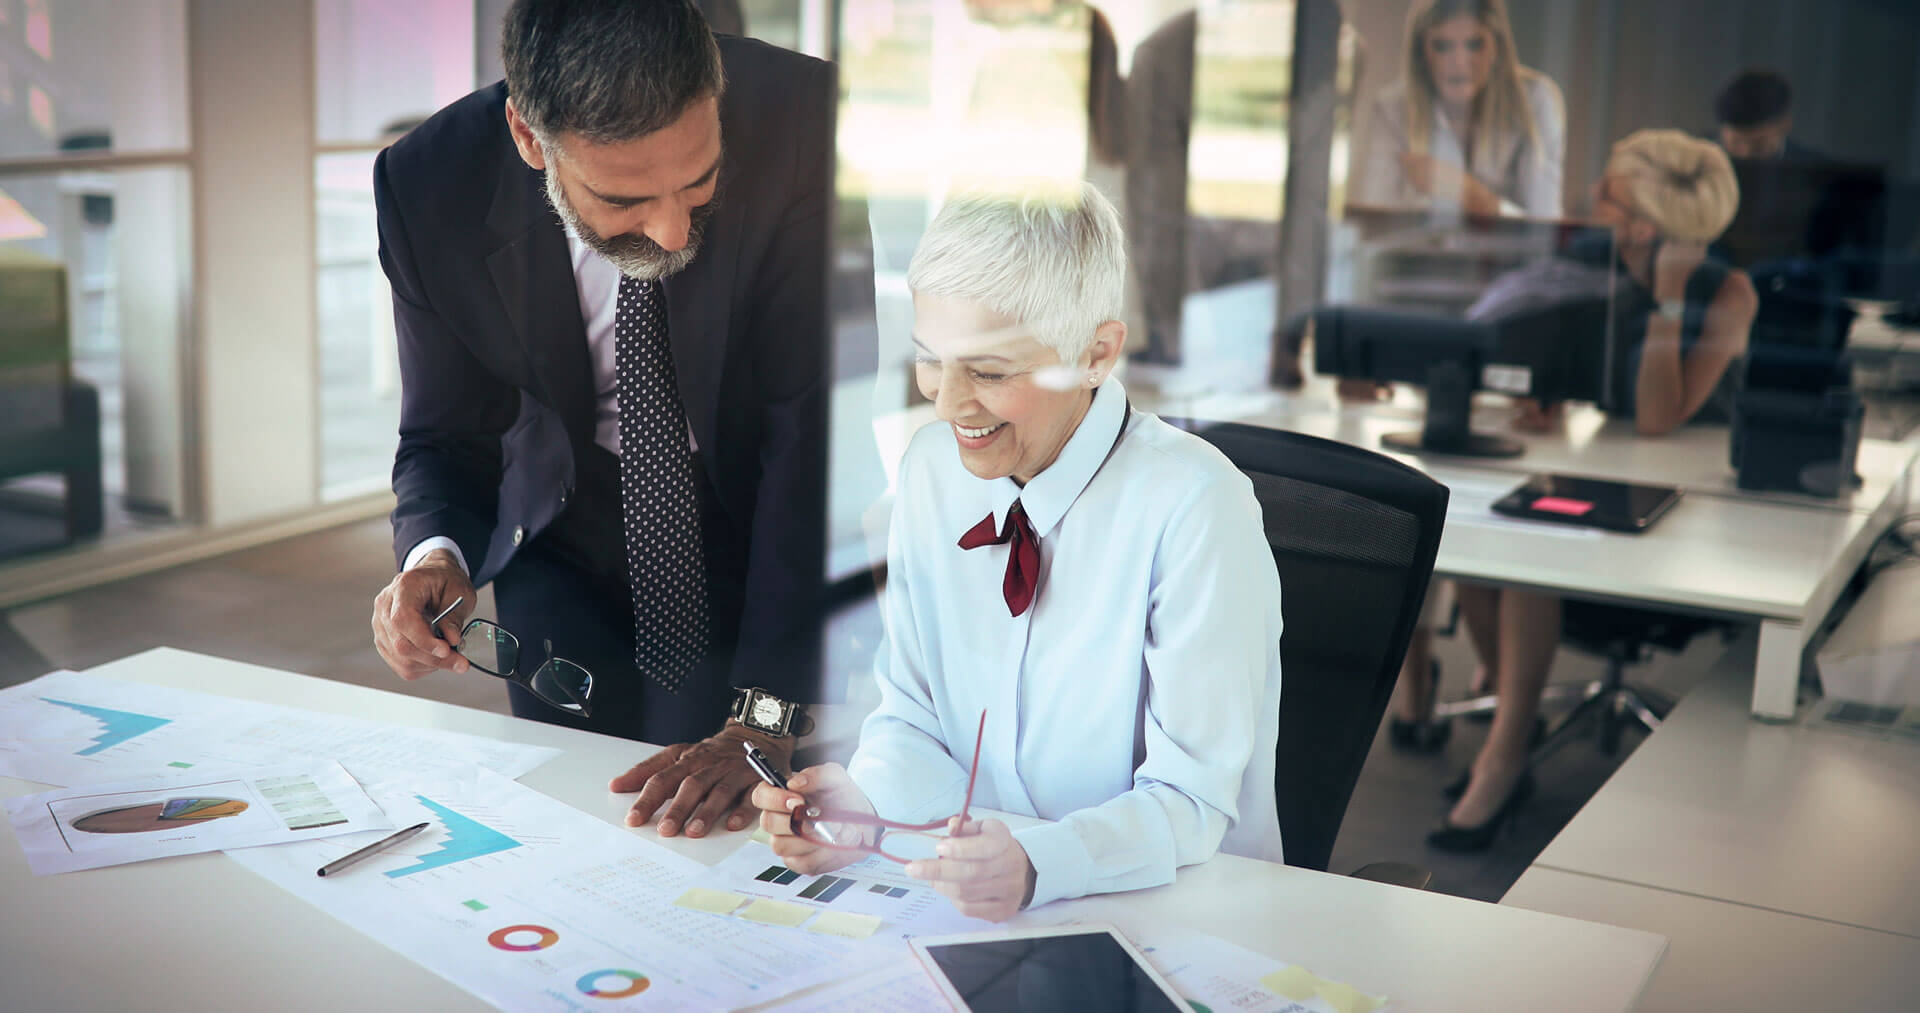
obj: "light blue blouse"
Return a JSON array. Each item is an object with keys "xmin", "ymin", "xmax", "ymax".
[{"xmin": 848, "ymin": 378, "xmax": 1286, "ymax": 909}]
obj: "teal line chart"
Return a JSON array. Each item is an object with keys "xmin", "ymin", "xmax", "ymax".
[
  {"xmin": 384, "ymin": 794, "xmax": 522, "ymax": 879},
  {"xmin": 41, "ymin": 698, "xmax": 172, "ymax": 755}
]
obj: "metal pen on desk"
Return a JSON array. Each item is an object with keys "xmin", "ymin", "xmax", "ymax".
[
  {"xmin": 317, "ymin": 822, "xmax": 432, "ymax": 878},
  {"xmin": 741, "ymin": 741, "xmax": 838, "ymax": 845}
]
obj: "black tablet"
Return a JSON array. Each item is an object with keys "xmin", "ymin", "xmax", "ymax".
[
  {"xmin": 910, "ymin": 924, "xmax": 1187, "ymax": 1013},
  {"xmin": 1491, "ymin": 473, "xmax": 1682, "ymax": 534}
]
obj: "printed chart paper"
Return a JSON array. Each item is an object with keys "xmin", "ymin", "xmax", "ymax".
[
  {"xmin": 0, "ymin": 670, "xmax": 559, "ymax": 787},
  {"xmin": 689, "ymin": 839, "xmax": 1004, "ymax": 942},
  {"xmin": 228, "ymin": 767, "xmax": 892, "ymax": 1011},
  {"xmin": 5, "ymin": 761, "xmax": 388, "ymax": 874}
]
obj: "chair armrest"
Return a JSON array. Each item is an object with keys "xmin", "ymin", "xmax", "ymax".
[{"xmin": 1347, "ymin": 861, "xmax": 1432, "ymax": 890}]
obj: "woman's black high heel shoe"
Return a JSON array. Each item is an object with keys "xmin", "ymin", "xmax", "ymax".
[
  {"xmin": 1388, "ymin": 661, "xmax": 1452, "ymax": 754},
  {"xmin": 1441, "ymin": 718, "xmax": 1548, "ymax": 799},
  {"xmin": 1427, "ymin": 770, "xmax": 1534, "ymax": 853}
]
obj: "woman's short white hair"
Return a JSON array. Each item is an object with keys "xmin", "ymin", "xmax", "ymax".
[
  {"xmin": 1606, "ymin": 129, "xmax": 1742, "ymax": 242},
  {"xmin": 906, "ymin": 181, "xmax": 1126, "ymax": 364}
]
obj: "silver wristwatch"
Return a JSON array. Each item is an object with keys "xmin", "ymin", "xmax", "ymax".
[{"xmin": 730, "ymin": 687, "xmax": 814, "ymax": 738}]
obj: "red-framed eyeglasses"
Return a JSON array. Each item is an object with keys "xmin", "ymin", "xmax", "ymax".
[{"xmin": 795, "ymin": 711, "xmax": 987, "ymax": 864}]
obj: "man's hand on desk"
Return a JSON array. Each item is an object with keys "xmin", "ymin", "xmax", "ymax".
[
  {"xmin": 611, "ymin": 721, "xmax": 789, "ymax": 839},
  {"xmin": 371, "ymin": 549, "xmax": 477, "ymax": 680}
]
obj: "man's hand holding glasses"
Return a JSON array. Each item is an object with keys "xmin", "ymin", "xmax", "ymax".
[{"xmin": 371, "ymin": 548, "xmax": 478, "ymax": 680}]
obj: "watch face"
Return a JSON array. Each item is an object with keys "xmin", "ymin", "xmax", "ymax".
[{"xmin": 750, "ymin": 695, "xmax": 786, "ymax": 729}]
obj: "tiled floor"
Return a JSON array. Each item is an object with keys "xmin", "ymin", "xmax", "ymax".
[{"xmin": 0, "ymin": 515, "xmax": 1728, "ymax": 904}]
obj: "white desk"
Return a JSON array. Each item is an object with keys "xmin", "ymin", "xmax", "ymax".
[
  {"xmin": 1503, "ymin": 868, "xmax": 1920, "ymax": 1012},
  {"xmin": 1157, "ymin": 393, "xmax": 1916, "ymax": 719},
  {"xmin": 1501, "ymin": 648, "xmax": 1920, "ymax": 1007},
  {"xmin": 1423, "ymin": 457, "xmax": 1886, "ymax": 719},
  {"xmin": 1524, "ymin": 647, "xmax": 1920, "ymax": 940},
  {"xmin": 1849, "ymin": 313, "xmax": 1920, "ymax": 390},
  {"xmin": 1221, "ymin": 399, "xmax": 1915, "ymax": 515},
  {"xmin": 0, "ymin": 648, "xmax": 1668, "ymax": 1013}
]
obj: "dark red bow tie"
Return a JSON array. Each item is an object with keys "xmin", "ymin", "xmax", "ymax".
[{"xmin": 958, "ymin": 502, "xmax": 1041, "ymax": 617}]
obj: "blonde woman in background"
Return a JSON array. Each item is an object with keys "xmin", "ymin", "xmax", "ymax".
[
  {"xmin": 1426, "ymin": 131, "xmax": 1753, "ymax": 853},
  {"xmin": 1353, "ymin": 0, "xmax": 1565, "ymax": 217}
]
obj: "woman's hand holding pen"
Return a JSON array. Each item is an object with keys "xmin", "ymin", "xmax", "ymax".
[
  {"xmin": 906, "ymin": 817, "xmax": 1035, "ymax": 924},
  {"xmin": 750, "ymin": 762, "xmax": 872, "ymax": 876}
]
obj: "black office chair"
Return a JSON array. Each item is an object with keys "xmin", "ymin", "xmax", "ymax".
[
  {"xmin": 1437, "ymin": 602, "xmax": 1717, "ymax": 759},
  {"xmin": 1183, "ymin": 421, "xmax": 1449, "ymax": 880},
  {"xmin": 1540, "ymin": 604, "xmax": 1708, "ymax": 757}
]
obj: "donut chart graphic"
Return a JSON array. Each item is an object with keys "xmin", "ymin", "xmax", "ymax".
[
  {"xmin": 70, "ymin": 797, "xmax": 249, "ymax": 834},
  {"xmin": 576, "ymin": 969, "xmax": 650, "ymax": 999},
  {"xmin": 486, "ymin": 924, "xmax": 559, "ymax": 952}
]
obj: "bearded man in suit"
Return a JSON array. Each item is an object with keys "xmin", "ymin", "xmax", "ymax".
[{"xmin": 369, "ymin": 0, "xmax": 832, "ymax": 841}]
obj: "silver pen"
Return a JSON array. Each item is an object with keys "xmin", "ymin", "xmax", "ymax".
[
  {"xmin": 316, "ymin": 821, "xmax": 432, "ymax": 878},
  {"xmin": 742, "ymin": 741, "xmax": 837, "ymax": 845},
  {"xmin": 430, "ymin": 595, "xmax": 465, "ymax": 634}
]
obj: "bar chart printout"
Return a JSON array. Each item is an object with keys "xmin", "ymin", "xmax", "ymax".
[
  {"xmin": 40, "ymin": 699, "xmax": 170, "ymax": 755},
  {"xmin": 692, "ymin": 841, "xmax": 1003, "ymax": 940},
  {"xmin": 225, "ymin": 768, "xmax": 890, "ymax": 1011},
  {"xmin": 0, "ymin": 670, "xmax": 560, "ymax": 788},
  {"xmin": 383, "ymin": 795, "xmax": 523, "ymax": 879}
]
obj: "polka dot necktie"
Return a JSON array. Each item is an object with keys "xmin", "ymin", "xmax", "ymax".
[{"xmin": 615, "ymin": 276, "xmax": 709, "ymax": 692}]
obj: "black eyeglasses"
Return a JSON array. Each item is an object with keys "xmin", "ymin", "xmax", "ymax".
[{"xmin": 430, "ymin": 597, "xmax": 594, "ymax": 717}]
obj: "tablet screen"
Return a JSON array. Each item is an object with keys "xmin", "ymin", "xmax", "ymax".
[{"xmin": 923, "ymin": 931, "xmax": 1185, "ymax": 1013}]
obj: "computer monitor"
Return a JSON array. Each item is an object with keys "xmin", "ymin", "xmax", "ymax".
[
  {"xmin": 1313, "ymin": 221, "xmax": 1616, "ymax": 458},
  {"xmin": 1721, "ymin": 157, "xmax": 1919, "ymax": 302},
  {"xmin": 1312, "ymin": 306, "xmax": 1519, "ymax": 457}
]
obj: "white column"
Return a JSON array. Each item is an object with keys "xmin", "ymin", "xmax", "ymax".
[
  {"xmin": 188, "ymin": 0, "xmax": 319, "ymax": 525},
  {"xmin": 96, "ymin": 0, "xmax": 192, "ymax": 515}
]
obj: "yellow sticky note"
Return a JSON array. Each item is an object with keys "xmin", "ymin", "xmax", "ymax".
[
  {"xmin": 1259, "ymin": 966, "xmax": 1321, "ymax": 1000},
  {"xmin": 738, "ymin": 899, "xmax": 814, "ymax": 927},
  {"xmin": 1258, "ymin": 966, "xmax": 1385, "ymax": 1013},
  {"xmin": 1313, "ymin": 981, "xmax": 1384, "ymax": 1013},
  {"xmin": 673, "ymin": 888, "xmax": 748, "ymax": 915},
  {"xmin": 804, "ymin": 911, "xmax": 883, "ymax": 939}
]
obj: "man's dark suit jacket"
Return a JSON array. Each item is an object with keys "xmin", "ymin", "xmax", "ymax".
[{"xmin": 374, "ymin": 36, "xmax": 832, "ymax": 703}]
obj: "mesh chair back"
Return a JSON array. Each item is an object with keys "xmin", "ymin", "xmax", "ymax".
[{"xmin": 1184, "ymin": 421, "xmax": 1448, "ymax": 872}]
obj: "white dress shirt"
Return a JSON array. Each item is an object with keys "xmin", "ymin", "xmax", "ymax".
[
  {"xmin": 848, "ymin": 377, "xmax": 1285, "ymax": 909},
  {"xmin": 402, "ymin": 229, "xmax": 690, "ymax": 574},
  {"xmin": 1353, "ymin": 70, "xmax": 1566, "ymax": 218}
]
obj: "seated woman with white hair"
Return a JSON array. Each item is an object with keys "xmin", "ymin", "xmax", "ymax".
[{"xmin": 750, "ymin": 182, "xmax": 1285, "ymax": 920}]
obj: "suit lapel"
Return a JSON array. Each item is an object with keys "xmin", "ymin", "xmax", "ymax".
[
  {"xmin": 660, "ymin": 161, "xmax": 740, "ymax": 462},
  {"xmin": 484, "ymin": 161, "xmax": 596, "ymax": 452}
]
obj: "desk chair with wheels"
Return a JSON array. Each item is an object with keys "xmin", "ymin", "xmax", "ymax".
[
  {"xmin": 1438, "ymin": 602, "xmax": 1716, "ymax": 759},
  {"xmin": 1534, "ymin": 603, "xmax": 1711, "ymax": 758},
  {"xmin": 1185, "ymin": 422, "xmax": 1449, "ymax": 882}
]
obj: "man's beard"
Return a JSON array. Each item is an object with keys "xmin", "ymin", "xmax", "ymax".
[{"xmin": 544, "ymin": 166, "xmax": 719, "ymax": 281}]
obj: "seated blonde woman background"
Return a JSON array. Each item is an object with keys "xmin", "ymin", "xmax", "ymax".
[
  {"xmin": 752, "ymin": 183, "xmax": 1285, "ymax": 920},
  {"xmin": 1418, "ymin": 129, "xmax": 1754, "ymax": 853},
  {"xmin": 1353, "ymin": 0, "xmax": 1566, "ymax": 218}
]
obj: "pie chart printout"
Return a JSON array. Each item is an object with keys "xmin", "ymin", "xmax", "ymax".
[{"xmin": 69, "ymin": 797, "xmax": 250, "ymax": 834}]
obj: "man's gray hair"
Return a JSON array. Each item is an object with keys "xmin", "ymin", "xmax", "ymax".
[
  {"xmin": 502, "ymin": 0, "xmax": 725, "ymax": 147},
  {"xmin": 907, "ymin": 182, "xmax": 1127, "ymax": 364}
]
